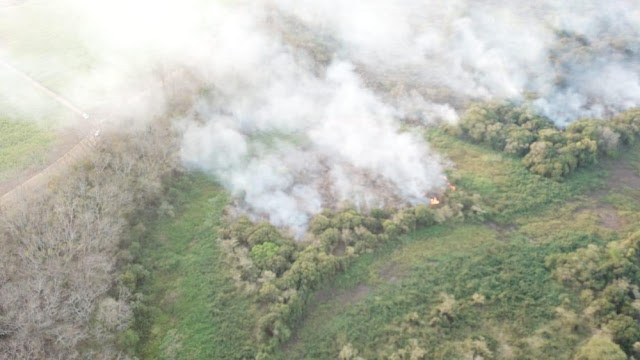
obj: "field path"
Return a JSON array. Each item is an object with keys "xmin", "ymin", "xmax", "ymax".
[{"xmin": 0, "ymin": 59, "xmax": 100, "ymax": 207}]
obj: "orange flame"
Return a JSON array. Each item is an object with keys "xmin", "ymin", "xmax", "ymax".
[
  {"xmin": 430, "ymin": 197, "xmax": 440, "ymax": 206},
  {"xmin": 442, "ymin": 176, "xmax": 456, "ymax": 191}
]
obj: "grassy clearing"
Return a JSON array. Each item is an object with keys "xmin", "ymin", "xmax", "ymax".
[
  {"xmin": 426, "ymin": 129, "xmax": 606, "ymax": 222},
  {"xmin": 280, "ymin": 220, "xmax": 604, "ymax": 359},
  {"xmin": 134, "ymin": 175, "xmax": 259, "ymax": 359},
  {"xmin": 0, "ymin": 117, "xmax": 53, "ymax": 181},
  {"xmin": 276, "ymin": 130, "xmax": 639, "ymax": 359}
]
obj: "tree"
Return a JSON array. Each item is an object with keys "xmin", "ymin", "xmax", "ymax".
[
  {"xmin": 610, "ymin": 109, "xmax": 640, "ymax": 145},
  {"xmin": 606, "ymin": 314, "xmax": 640, "ymax": 354},
  {"xmin": 504, "ymin": 127, "xmax": 536, "ymax": 156},
  {"xmin": 523, "ymin": 141, "xmax": 576, "ymax": 179}
]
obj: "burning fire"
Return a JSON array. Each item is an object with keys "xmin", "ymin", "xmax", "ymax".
[
  {"xmin": 442, "ymin": 176, "xmax": 456, "ymax": 191},
  {"xmin": 426, "ymin": 176, "xmax": 455, "ymax": 207}
]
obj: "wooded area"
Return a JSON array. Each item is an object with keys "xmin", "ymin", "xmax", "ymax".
[
  {"xmin": 457, "ymin": 104, "xmax": 640, "ymax": 180},
  {"xmin": 0, "ymin": 122, "xmax": 177, "ymax": 359}
]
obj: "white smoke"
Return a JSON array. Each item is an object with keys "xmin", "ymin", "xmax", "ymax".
[
  {"xmin": 2, "ymin": 0, "xmax": 640, "ymax": 234},
  {"xmin": 273, "ymin": 0, "xmax": 640, "ymax": 124},
  {"xmin": 178, "ymin": 28, "xmax": 446, "ymax": 234}
]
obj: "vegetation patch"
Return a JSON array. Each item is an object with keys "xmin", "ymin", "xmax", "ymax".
[
  {"xmin": 279, "ymin": 222, "xmax": 603, "ymax": 359},
  {"xmin": 454, "ymin": 103, "xmax": 640, "ymax": 180},
  {"xmin": 131, "ymin": 175, "xmax": 260, "ymax": 360},
  {"xmin": 0, "ymin": 117, "xmax": 52, "ymax": 181},
  {"xmin": 272, "ymin": 129, "xmax": 640, "ymax": 360},
  {"xmin": 218, "ymin": 187, "xmax": 486, "ymax": 358}
]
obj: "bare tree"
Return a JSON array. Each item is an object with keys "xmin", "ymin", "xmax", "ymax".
[{"xmin": 0, "ymin": 121, "xmax": 179, "ymax": 359}]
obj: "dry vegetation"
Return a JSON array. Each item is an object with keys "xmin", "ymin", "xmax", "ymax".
[{"xmin": 0, "ymin": 122, "xmax": 178, "ymax": 359}]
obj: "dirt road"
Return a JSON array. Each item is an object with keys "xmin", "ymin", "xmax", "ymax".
[{"xmin": 0, "ymin": 59, "xmax": 100, "ymax": 207}]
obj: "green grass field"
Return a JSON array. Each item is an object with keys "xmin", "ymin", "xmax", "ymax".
[
  {"xmin": 281, "ymin": 225, "xmax": 589, "ymax": 359},
  {"xmin": 133, "ymin": 175, "xmax": 260, "ymax": 359},
  {"xmin": 0, "ymin": 117, "xmax": 53, "ymax": 182}
]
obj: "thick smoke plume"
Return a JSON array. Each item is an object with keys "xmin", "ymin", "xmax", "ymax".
[
  {"xmin": 176, "ymin": 8, "xmax": 446, "ymax": 234},
  {"xmin": 2, "ymin": 0, "xmax": 640, "ymax": 234},
  {"xmin": 272, "ymin": 0, "xmax": 640, "ymax": 125}
]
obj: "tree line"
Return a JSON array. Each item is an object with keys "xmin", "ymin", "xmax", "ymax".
[{"xmin": 455, "ymin": 103, "xmax": 640, "ymax": 180}]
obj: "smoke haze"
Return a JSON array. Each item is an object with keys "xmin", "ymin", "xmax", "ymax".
[{"xmin": 2, "ymin": 0, "xmax": 639, "ymax": 234}]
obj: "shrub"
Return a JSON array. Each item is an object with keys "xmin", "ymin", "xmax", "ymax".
[
  {"xmin": 606, "ymin": 314, "xmax": 640, "ymax": 354},
  {"xmin": 250, "ymin": 242, "xmax": 281, "ymax": 269},
  {"xmin": 574, "ymin": 336, "xmax": 626, "ymax": 360},
  {"xmin": 550, "ymin": 232, "xmax": 640, "ymax": 356}
]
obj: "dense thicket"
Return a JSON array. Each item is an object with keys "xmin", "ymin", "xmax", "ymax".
[
  {"xmin": 457, "ymin": 103, "xmax": 640, "ymax": 180},
  {"xmin": 218, "ymin": 190, "xmax": 486, "ymax": 358},
  {"xmin": 0, "ymin": 123, "xmax": 178, "ymax": 359},
  {"xmin": 548, "ymin": 231, "xmax": 640, "ymax": 358}
]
